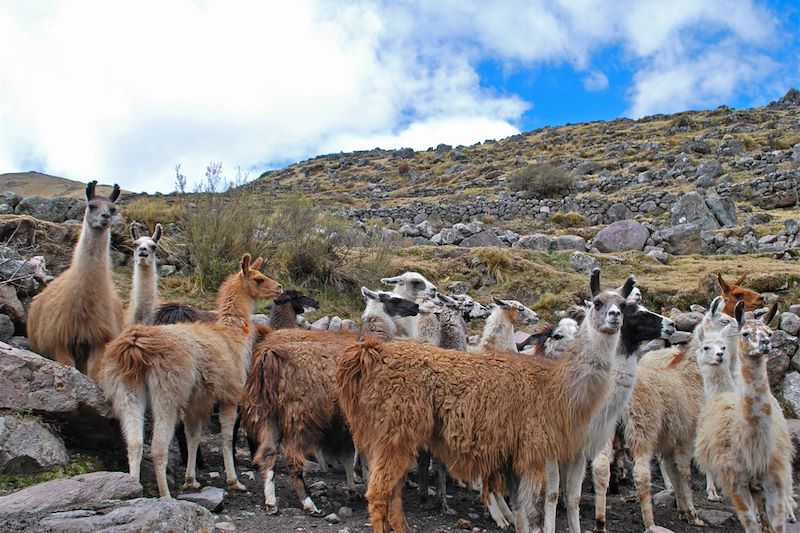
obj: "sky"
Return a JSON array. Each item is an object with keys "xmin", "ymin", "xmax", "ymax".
[{"xmin": 1, "ymin": 1, "xmax": 798, "ymax": 194}]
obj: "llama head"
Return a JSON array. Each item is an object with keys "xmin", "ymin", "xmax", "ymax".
[
  {"xmin": 619, "ymin": 296, "xmax": 676, "ymax": 355},
  {"xmin": 491, "ymin": 297, "xmax": 539, "ymax": 326},
  {"xmin": 361, "ymin": 287, "xmax": 419, "ymax": 317},
  {"xmin": 587, "ymin": 269, "xmax": 629, "ymax": 334},
  {"xmin": 540, "ymin": 318, "xmax": 579, "ymax": 358},
  {"xmin": 739, "ymin": 302, "xmax": 778, "ymax": 360},
  {"xmin": 717, "ymin": 272, "xmax": 764, "ymax": 315},
  {"xmin": 696, "ymin": 323, "xmax": 736, "ymax": 367},
  {"xmin": 240, "ymin": 254, "xmax": 282, "ymax": 300},
  {"xmin": 452, "ymin": 294, "xmax": 492, "ymax": 320},
  {"xmin": 380, "ymin": 271, "xmax": 437, "ymax": 300},
  {"xmin": 274, "ymin": 289, "xmax": 319, "ymax": 315},
  {"xmin": 84, "ymin": 180, "xmax": 121, "ymax": 231},
  {"xmin": 130, "ymin": 222, "xmax": 162, "ymax": 267}
]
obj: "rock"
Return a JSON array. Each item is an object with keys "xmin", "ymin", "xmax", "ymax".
[
  {"xmin": 782, "ymin": 372, "xmax": 800, "ymax": 415},
  {"xmin": 791, "ymin": 304, "xmax": 800, "ymax": 317},
  {"xmin": 437, "ymin": 228, "xmax": 463, "ymax": 245},
  {"xmin": 399, "ymin": 224, "xmax": 419, "ymax": 237},
  {"xmin": 413, "ymin": 212, "xmax": 428, "ymax": 224},
  {"xmin": 572, "ymin": 160, "xmax": 600, "ymax": 176},
  {"xmin": 514, "ymin": 331, "xmax": 531, "ymax": 348},
  {"xmin": 159, "ymin": 265, "xmax": 177, "ymax": 277},
  {"xmin": 668, "ymin": 331, "xmax": 694, "ymax": 344},
  {"xmin": 696, "ymin": 508, "xmax": 733, "ymax": 526},
  {"xmin": 695, "ymin": 160, "xmax": 723, "ymax": 179},
  {"xmin": 513, "ymin": 233, "xmax": 552, "ymax": 252},
  {"xmin": 177, "ymin": 486, "xmax": 225, "ymax": 512},
  {"xmin": 325, "ymin": 513, "xmax": 341, "ymax": 524},
  {"xmin": 569, "ymin": 251, "xmax": 600, "ymax": 274},
  {"xmin": 674, "ymin": 312, "xmax": 703, "ymax": 332},
  {"xmin": 704, "ymin": 192, "xmax": 737, "ymax": 227},
  {"xmin": 0, "ymin": 471, "xmax": 142, "ymax": 519},
  {"xmin": 652, "ymin": 489, "xmax": 675, "ymax": 508},
  {"xmin": 216, "ymin": 522, "xmax": 237, "ymax": 532},
  {"xmin": 785, "ymin": 219, "xmax": 800, "ymax": 236},
  {"xmin": 769, "ymin": 331, "xmax": 796, "ymax": 386},
  {"xmin": 646, "ymin": 249, "xmax": 669, "ymax": 264},
  {"xmin": 446, "ymin": 281, "xmax": 470, "ymax": 294},
  {"xmin": 416, "ymin": 220, "xmax": 434, "ymax": 239},
  {"xmin": 669, "ymin": 192, "xmax": 719, "ymax": 230},
  {"xmin": 0, "ymin": 285, "xmax": 26, "ymax": 331},
  {"xmin": 552, "ymin": 235, "xmax": 587, "ymax": 252},
  {"xmin": 646, "ymin": 527, "xmax": 676, "ymax": 533},
  {"xmin": 311, "ymin": 317, "xmax": 330, "ymax": 330},
  {"xmin": 0, "ymin": 314, "xmax": 14, "ymax": 342},
  {"xmin": 0, "ymin": 415, "xmax": 69, "ymax": 473},
  {"xmin": 0, "ymin": 255, "xmax": 49, "ymax": 295},
  {"xmin": 15, "ymin": 196, "xmax": 84, "ymax": 223},
  {"xmin": 7, "ymin": 336, "xmax": 30, "ymax": 351},
  {"xmin": 340, "ymin": 319, "xmax": 356, "ymax": 331},
  {"xmin": 787, "ymin": 419, "xmax": 800, "ymax": 467},
  {"xmin": 457, "ymin": 518, "xmax": 473, "ymax": 529},
  {"xmin": 37, "ymin": 497, "xmax": 215, "ymax": 532},
  {"xmin": 781, "ymin": 313, "xmax": 800, "ymax": 336},
  {"xmin": 338, "ymin": 506, "xmax": 353, "ymax": 518},
  {"xmin": 659, "ymin": 224, "xmax": 702, "ymax": 255},
  {"xmin": 606, "ymin": 202, "xmax": 632, "ymax": 222},
  {"xmin": 0, "ymin": 192, "xmax": 23, "ymax": 210},
  {"xmin": 0, "ymin": 342, "xmax": 120, "ymax": 452},
  {"xmin": 593, "ymin": 221, "xmax": 649, "ymax": 252},
  {"xmin": 459, "ymin": 230, "xmax": 505, "ymax": 248},
  {"xmin": 328, "ymin": 316, "xmax": 343, "ymax": 331}
]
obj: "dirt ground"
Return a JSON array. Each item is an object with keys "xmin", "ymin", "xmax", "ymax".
[{"xmin": 189, "ymin": 434, "xmax": 800, "ymax": 533}]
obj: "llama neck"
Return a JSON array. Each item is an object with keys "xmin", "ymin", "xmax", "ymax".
[
  {"xmin": 130, "ymin": 261, "xmax": 157, "ymax": 324},
  {"xmin": 738, "ymin": 354, "xmax": 772, "ymax": 431},
  {"xmin": 360, "ymin": 301, "xmax": 397, "ymax": 341},
  {"xmin": 700, "ymin": 364, "xmax": 735, "ymax": 399},
  {"xmin": 216, "ymin": 277, "xmax": 254, "ymax": 334},
  {"xmin": 269, "ymin": 302, "xmax": 297, "ymax": 330},
  {"xmin": 727, "ymin": 334, "xmax": 740, "ymax": 383},
  {"xmin": 479, "ymin": 308, "xmax": 516, "ymax": 352},
  {"xmin": 438, "ymin": 308, "xmax": 467, "ymax": 350},
  {"xmin": 73, "ymin": 220, "xmax": 112, "ymax": 278}
]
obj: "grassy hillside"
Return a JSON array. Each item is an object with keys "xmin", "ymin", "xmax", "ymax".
[{"xmin": 0, "ymin": 171, "xmax": 126, "ymax": 199}]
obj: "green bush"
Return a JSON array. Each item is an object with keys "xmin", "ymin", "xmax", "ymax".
[{"xmin": 508, "ymin": 163, "xmax": 573, "ymax": 198}]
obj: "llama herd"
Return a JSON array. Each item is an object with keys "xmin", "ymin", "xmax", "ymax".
[{"xmin": 24, "ymin": 181, "xmax": 797, "ymax": 533}]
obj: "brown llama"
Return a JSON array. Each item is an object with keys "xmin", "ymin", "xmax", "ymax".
[
  {"xmin": 269, "ymin": 289, "xmax": 319, "ymax": 329},
  {"xmin": 126, "ymin": 222, "xmax": 162, "ymax": 325},
  {"xmin": 97, "ymin": 254, "xmax": 282, "ymax": 497},
  {"xmin": 241, "ymin": 288, "xmax": 420, "ymax": 516},
  {"xmin": 717, "ymin": 272, "xmax": 764, "ymax": 317},
  {"xmin": 336, "ymin": 269, "xmax": 631, "ymax": 533},
  {"xmin": 27, "ymin": 181, "xmax": 123, "ymax": 375},
  {"xmin": 695, "ymin": 304, "xmax": 795, "ymax": 532},
  {"xmin": 471, "ymin": 297, "xmax": 539, "ymax": 353}
]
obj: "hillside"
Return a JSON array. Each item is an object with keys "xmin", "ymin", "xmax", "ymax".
[{"xmin": 0, "ymin": 171, "xmax": 126, "ymax": 199}]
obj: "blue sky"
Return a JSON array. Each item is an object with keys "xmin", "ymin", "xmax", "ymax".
[{"xmin": 1, "ymin": 0, "xmax": 798, "ymax": 193}]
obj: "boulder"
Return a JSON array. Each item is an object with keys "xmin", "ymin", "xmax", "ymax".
[
  {"xmin": 15, "ymin": 196, "xmax": 84, "ymax": 223},
  {"xmin": 674, "ymin": 312, "xmax": 703, "ymax": 332},
  {"xmin": 605, "ymin": 202, "xmax": 632, "ymax": 222},
  {"xmin": 0, "ymin": 284, "xmax": 27, "ymax": 331},
  {"xmin": 512, "ymin": 233, "xmax": 552, "ymax": 252},
  {"xmin": 646, "ymin": 249, "xmax": 669, "ymax": 264},
  {"xmin": 0, "ymin": 415, "xmax": 69, "ymax": 473},
  {"xmin": 328, "ymin": 316, "xmax": 343, "ymax": 331},
  {"xmin": 569, "ymin": 251, "xmax": 600, "ymax": 274},
  {"xmin": 695, "ymin": 160, "xmax": 723, "ymax": 179},
  {"xmin": 696, "ymin": 508, "xmax": 734, "ymax": 527},
  {"xmin": 592, "ymin": 221, "xmax": 649, "ymax": 253},
  {"xmin": 310, "ymin": 317, "xmax": 330, "ymax": 330},
  {"xmin": 669, "ymin": 191, "xmax": 719, "ymax": 231},
  {"xmin": 0, "ymin": 471, "xmax": 142, "ymax": 519},
  {"xmin": 177, "ymin": 486, "xmax": 225, "ymax": 512},
  {"xmin": 0, "ymin": 314, "xmax": 14, "ymax": 341},
  {"xmin": 415, "ymin": 220, "xmax": 434, "ymax": 239},
  {"xmin": 787, "ymin": 419, "xmax": 800, "ymax": 467},
  {"xmin": 659, "ymin": 224, "xmax": 702, "ymax": 255},
  {"xmin": 780, "ymin": 312, "xmax": 800, "ymax": 336},
  {"xmin": 0, "ymin": 342, "xmax": 120, "ymax": 452},
  {"xmin": 0, "ymin": 255, "xmax": 49, "ymax": 295},
  {"xmin": 782, "ymin": 372, "xmax": 800, "ymax": 416},
  {"xmin": 459, "ymin": 230, "xmax": 506, "ymax": 248},
  {"xmin": 552, "ymin": 235, "xmax": 587, "ymax": 252},
  {"xmin": 37, "ymin": 497, "xmax": 215, "ymax": 532},
  {"xmin": 704, "ymin": 192, "xmax": 737, "ymax": 227},
  {"xmin": 0, "ymin": 192, "xmax": 23, "ymax": 210}
]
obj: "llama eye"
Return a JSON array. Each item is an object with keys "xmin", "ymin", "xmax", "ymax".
[
  {"xmin": 89, "ymin": 204, "xmax": 97, "ymax": 211},
  {"xmin": 594, "ymin": 300, "xmax": 601, "ymax": 310},
  {"xmin": 109, "ymin": 206, "xmax": 117, "ymax": 214},
  {"xmin": 553, "ymin": 334, "xmax": 563, "ymax": 340},
  {"xmin": 703, "ymin": 346, "xmax": 710, "ymax": 350},
  {"xmin": 255, "ymin": 279, "xmax": 263, "ymax": 285},
  {"xmin": 742, "ymin": 332, "xmax": 750, "ymax": 338},
  {"xmin": 735, "ymin": 294, "xmax": 744, "ymax": 300}
]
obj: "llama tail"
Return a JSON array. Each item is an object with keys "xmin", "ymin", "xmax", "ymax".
[
  {"xmin": 101, "ymin": 325, "xmax": 159, "ymax": 389},
  {"xmin": 335, "ymin": 336, "xmax": 384, "ymax": 424},
  {"xmin": 240, "ymin": 344, "xmax": 286, "ymax": 440}
]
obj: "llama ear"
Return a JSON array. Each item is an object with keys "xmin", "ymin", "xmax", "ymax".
[
  {"xmin": 735, "ymin": 300, "xmax": 746, "ymax": 327},
  {"xmin": 241, "ymin": 254, "xmax": 252, "ymax": 274},
  {"xmin": 492, "ymin": 296, "xmax": 512, "ymax": 309},
  {"xmin": 109, "ymin": 183, "xmax": 121, "ymax": 202},
  {"xmin": 620, "ymin": 275, "xmax": 636, "ymax": 299},
  {"xmin": 438, "ymin": 294, "xmax": 458, "ymax": 307},
  {"xmin": 765, "ymin": 302, "xmax": 779, "ymax": 326},
  {"xmin": 590, "ymin": 268, "xmax": 601, "ymax": 297},
  {"xmin": 85, "ymin": 180, "xmax": 98, "ymax": 201},
  {"xmin": 717, "ymin": 273, "xmax": 730, "ymax": 294},
  {"xmin": 361, "ymin": 287, "xmax": 379, "ymax": 301},
  {"xmin": 152, "ymin": 223, "xmax": 163, "ymax": 243},
  {"xmin": 130, "ymin": 223, "xmax": 140, "ymax": 242},
  {"xmin": 709, "ymin": 296, "xmax": 723, "ymax": 317},
  {"xmin": 251, "ymin": 257, "xmax": 264, "ymax": 270},
  {"xmin": 696, "ymin": 327, "xmax": 705, "ymax": 343},
  {"xmin": 733, "ymin": 272, "xmax": 748, "ymax": 286},
  {"xmin": 381, "ymin": 276, "xmax": 401, "ymax": 286}
]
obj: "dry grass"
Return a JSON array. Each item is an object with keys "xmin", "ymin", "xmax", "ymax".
[
  {"xmin": 121, "ymin": 197, "xmax": 183, "ymax": 228},
  {"xmin": 0, "ymin": 172, "xmax": 130, "ymax": 199}
]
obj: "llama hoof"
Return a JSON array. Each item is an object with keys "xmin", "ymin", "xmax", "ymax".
[
  {"xmin": 680, "ymin": 511, "xmax": 705, "ymax": 527},
  {"xmin": 706, "ymin": 491, "xmax": 723, "ymax": 502},
  {"xmin": 227, "ymin": 480, "xmax": 247, "ymax": 492},
  {"xmin": 593, "ymin": 520, "xmax": 606, "ymax": 532},
  {"xmin": 442, "ymin": 505, "xmax": 457, "ymax": 516},
  {"xmin": 353, "ymin": 474, "xmax": 363, "ymax": 484},
  {"xmin": 183, "ymin": 480, "xmax": 201, "ymax": 490},
  {"xmin": 266, "ymin": 504, "xmax": 279, "ymax": 515},
  {"xmin": 347, "ymin": 488, "xmax": 364, "ymax": 501}
]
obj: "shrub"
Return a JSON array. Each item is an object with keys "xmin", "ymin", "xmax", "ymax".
[
  {"xmin": 549, "ymin": 211, "xmax": 585, "ymax": 227},
  {"xmin": 398, "ymin": 162, "xmax": 410, "ymax": 177},
  {"xmin": 473, "ymin": 248, "xmax": 512, "ymax": 283},
  {"xmin": 507, "ymin": 163, "xmax": 573, "ymax": 198},
  {"xmin": 122, "ymin": 197, "xmax": 182, "ymax": 228},
  {"xmin": 533, "ymin": 292, "xmax": 558, "ymax": 311}
]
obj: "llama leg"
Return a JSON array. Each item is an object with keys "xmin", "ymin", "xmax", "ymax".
[
  {"xmin": 52, "ymin": 346, "xmax": 76, "ymax": 368},
  {"xmin": 530, "ymin": 488, "xmax": 544, "ymax": 533},
  {"xmin": 416, "ymin": 450, "xmax": 430, "ymax": 503},
  {"xmin": 729, "ymin": 479, "xmax": 761, "ymax": 533},
  {"xmin": 487, "ymin": 489, "xmax": 512, "ymax": 529},
  {"xmin": 314, "ymin": 448, "xmax": 330, "ymax": 473},
  {"xmin": 706, "ymin": 473, "xmax": 722, "ymax": 501},
  {"xmin": 672, "ymin": 447, "xmax": 704, "ymax": 526},
  {"xmin": 286, "ymin": 450, "xmax": 320, "ymax": 515},
  {"xmin": 764, "ymin": 474, "xmax": 786, "ymax": 533},
  {"xmin": 592, "ymin": 442, "xmax": 613, "ymax": 533},
  {"xmin": 254, "ymin": 418, "xmax": 280, "ymax": 514},
  {"xmin": 542, "ymin": 459, "xmax": 560, "ymax": 533},
  {"xmin": 341, "ymin": 450, "xmax": 360, "ymax": 499},
  {"xmin": 632, "ymin": 452, "xmax": 655, "ymax": 528},
  {"xmin": 218, "ymin": 401, "xmax": 245, "ymax": 491},
  {"xmin": 149, "ymin": 396, "xmax": 178, "ymax": 498},
  {"xmin": 387, "ymin": 476, "xmax": 411, "ymax": 533},
  {"xmin": 182, "ymin": 414, "xmax": 203, "ymax": 490},
  {"xmin": 564, "ymin": 456, "xmax": 585, "ymax": 533},
  {"xmin": 365, "ymin": 450, "xmax": 412, "ymax": 533},
  {"xmin": 657, "ymin": 454, "xmax": 673, "ymax": 492},
  {"xmin": 510, "ymin": 474, "xmax": 536, "ymax": 533},
  {"xmin": 114, "ymin": 385, "xmax": 147, "ymax": 481},
  {"xmin": 434, "ymin": 462, "xmax": 455, "ymax": 515}
]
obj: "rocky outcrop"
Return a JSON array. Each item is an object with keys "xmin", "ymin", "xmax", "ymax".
[
  {"xmin": 0, "ymin": 415, "xmax": 69, "ymax": 473},
  {"xmin": 14, "ymin": 196, "xmax": 84, "ymax": 223}
]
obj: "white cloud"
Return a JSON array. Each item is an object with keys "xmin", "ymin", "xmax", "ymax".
[{"xmin": 0, "ymin": 1, "xmax": 787, "ymax": 192}]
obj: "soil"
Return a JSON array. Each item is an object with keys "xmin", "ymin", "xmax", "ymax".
[{"xmin": 189, "ymin": 434, "xmax": 789, "ymax": 533}]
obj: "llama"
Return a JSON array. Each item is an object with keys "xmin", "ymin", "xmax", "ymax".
[
  {"xmin": 381, "ymin": 271, "xmax": 437, "ymax": 338},
  {"xmin": 269, "ymin": 289, "xmax": 319, "ymax": 329},
  {"xmin": 519, "ymin": 318, "xmax": 580, "ymax": 358},
  {"xmin": 27, "ymin": 181, "xmax": 123, "ymax": 376},
  {"xmin": 539, "ymin": 290, "xmax": 676, "ymax": 533},
  {"xmin": 336, "ymin": 269, "xmax": 631, "ymax": 533},
  {"xmin": 126, "ymin": 223, "xmax": 163, "ymax": 326},
  {"xmin": 695, "ymin": 304, "xmax": 795, "ymax": 532},
  {"xmin": 471, "ymin": 297, "xmax": 539, "ymax": 353},
  {"xmin": 97, "ymin": 254, "xmax": 282, "ymax": 497},
  {"xmin": 620, "ymin": 297, "xmax": 744, "ymax": 530},
  {"xmin": 153, "ymin": 302, "xmax": 216, "ymax": 324},
  {"xmin": 242, "ymin": 286, "xmax": 421, "ymax": 514},
  {"xmin": 415, "ymin": 294, "xmax": 456, "ymax": 346},
  {"xmin": 717, "ymin": 272, "xmax": 764, "ymax": 317}
]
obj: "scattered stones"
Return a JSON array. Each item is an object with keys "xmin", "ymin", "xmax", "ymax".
[
  {"xmin": 0, "ymin": 415, "xmax": 69, "ymax": 474},
  {"xmin": 177, "ymin": 486, "xmax": 225, "ymax": 512}
]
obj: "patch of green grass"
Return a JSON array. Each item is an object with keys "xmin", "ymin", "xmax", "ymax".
[{"xmin": 0, "ymin": 452, "xmax": 104, "ymax": 493}]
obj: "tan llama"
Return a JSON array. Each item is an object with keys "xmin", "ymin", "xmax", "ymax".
[
  {"xmin": 97, "ymin": 254, "xmax": 282, "ymax": 498},
  {"xmin": 126, "ymin": 222, "xmax": 162, "ymax": 325},
  {"xmin": 27, "ymin": 181, "xmax": 123, "ymax": 375},
  {"xmin": 695, "ymin": 304, "xmax": 795, "ymax": 532}
]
